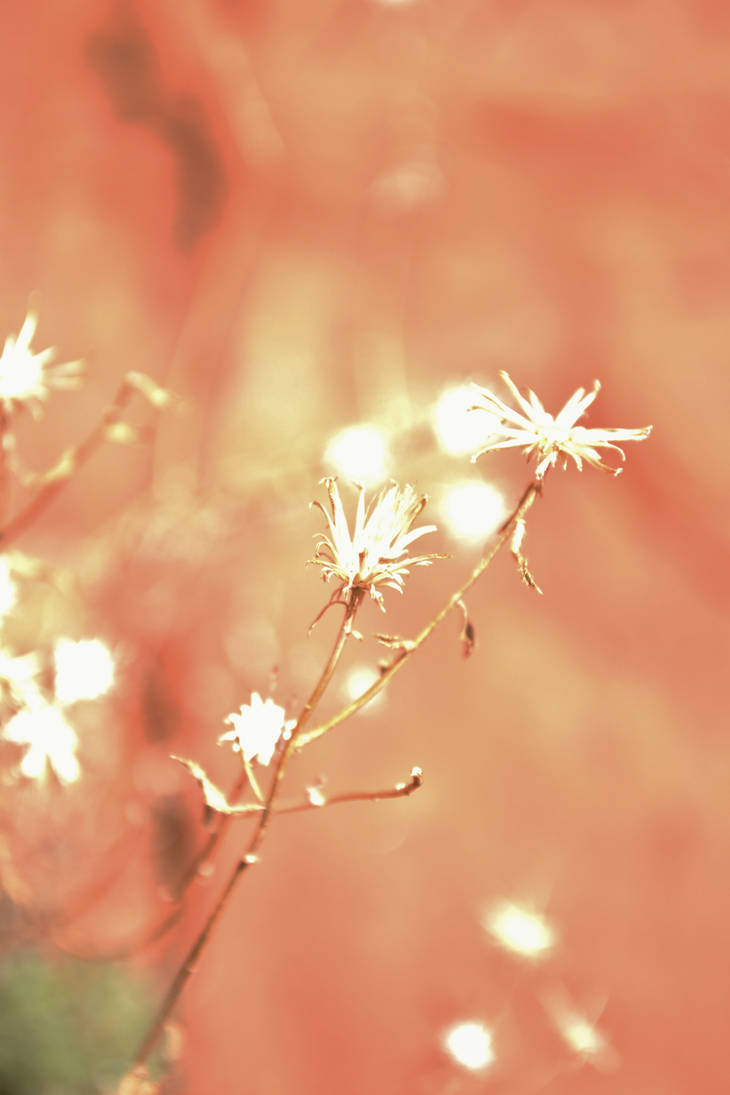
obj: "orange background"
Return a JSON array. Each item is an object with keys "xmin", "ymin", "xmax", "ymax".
[{"xmin": 2, "ymin": 3, "xmax": 729, "ymax": 1093}]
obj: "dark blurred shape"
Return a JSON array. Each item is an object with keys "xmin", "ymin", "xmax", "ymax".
[
  {"xmin": 151, "ymin": 792, "xmax": 196, "ymax": 901},
  {"xmin": 86, "ymin": 3, "xmax": 227, "ymax": 249},
  {"xmin": 85, "ymin": 4, "xmax": 161, "ymax": 122},
  {"xmin": 157, "ymin": 93, "xmax": 228, "ymax": 251}
]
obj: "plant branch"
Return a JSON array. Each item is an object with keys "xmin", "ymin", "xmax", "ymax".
[
  {"xmin": 275, "ymin": 765, "xmax": 423, "ymax": 814},
  {"xmin": 128, "ymin": 593, "xmax": 362, "ymax": 1073},
  {"xmin": 0, "ymin": 373, "xmax": 165, "ymax": 548},
  {"xmin": 296, "ymin": 479, "xmax": 540, "ymax": 749}
]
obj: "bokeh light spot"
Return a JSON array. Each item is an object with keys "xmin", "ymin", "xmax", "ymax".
[
  {"xmin": 439, "ymin": 480, "xmax": 507, "ymax": 544},
  {"xmin": 433, "ymin": 385, "xmax": 490, "ymax": 457},
  {"xmin": 341, "ymin": 664, "xmax": 384, "ymax": 713},
  {"xmin": 483, "ymin": 899, "xmax": 556, "ymax": 958},
  {"xmin": 442, "ymin": 1020, "xmax": 495, "ymax": 1072},
  {"xmin": 544, "ymin": 990, "xmax": 618, "ymax": 1070},
  {"xmin": 323, "ymin": 425, "xmax": 388, "ymax": 487}
]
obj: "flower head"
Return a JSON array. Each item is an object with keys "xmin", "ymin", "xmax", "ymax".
[
  {"xmin": 0, "ymin": 307, "xmax": 84, "ymax": 417},
  {"xmin": 2, "ymin": 700, "xmax": 81, "ymax": 784},
  {"xmin": 470, "ymin": 372, "xmax": 652, "ymax": 479},
  {"xmin": 218, "ymin": 692, "xmax": 295, "ymax": 767},
  {"xmin": 309, "ymin": 477, "xmax": 441, "ymax": 610}
]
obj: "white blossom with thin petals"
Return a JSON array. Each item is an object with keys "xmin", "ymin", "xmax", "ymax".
[
  {"xmin": 218, "ymin": 692, "xmax": 296, "ymax": 767},
  {"xmin": 470, "ymin": 372, "xmax": 652, "ymax": 478},
  {"xmin": 309, "ymin": 477, "xmax": 441, "ymax": 610},
  {"xmin": 0, "ymin": 308, "xmax": 84, "ymax": 417}
]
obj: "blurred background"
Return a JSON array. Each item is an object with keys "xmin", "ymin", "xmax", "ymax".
[{"xmin": 1, "ymin": 1, "xmax": 729, "ymax": 1092}]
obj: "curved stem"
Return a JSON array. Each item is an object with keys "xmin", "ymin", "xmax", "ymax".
[
  {"xmin": 130, "ymin": 593, "xmax": 361, "ymax": 1072},
  {"xmin": 296, "ymin": 480, "xmax": 539, "ymax": 749},
  {"xmin": 0, "ymin": 380, "xmax": 135, "ymax": 548}
]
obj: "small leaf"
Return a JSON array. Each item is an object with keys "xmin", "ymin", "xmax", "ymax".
[
  {"xmin": 510, "ymin": 518, "xmax": 543, "ymax": 595},
  {"xmin": 456, "ymin": 598, "xmax": 476, "ymax": 658},
  {"xmin": 171, "ymin": 755, "xmax": 261, "ymax": 817},
  {"xmin": 375, "ymin": 634, "xmax": 416, "ymax": 653}
]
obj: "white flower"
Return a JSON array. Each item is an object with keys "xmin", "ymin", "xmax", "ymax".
[
  {"xmin": 2, "ymin": 701, "xmax": 81, "ymax": 784},
  {"xmin": 0, "ymin": 307, "xmax": 83, "ymax": 417},
  {"xmin": 218, "ymin": 692, "xmax": 295, "ymax": 767},
  {"xmin": 309, "ymin": 477, "xmax": 441, "ymax": 610},
  {"xmin": 470, "ymin": 372, "xmax": 652, "ymax": 479}
]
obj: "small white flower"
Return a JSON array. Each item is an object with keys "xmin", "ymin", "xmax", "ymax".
[
  {"xmin": 2, "ymin": 701, "xmax": 81, "ymax": 784},
  {"xmin": 309, "ymin": 477, "xmax": 441, "ymax": 610},
  {"xmin": 0, "ymin": 307, "xmax": 84, "ymax": 417},
  {"xmin": 218, "ymin": 692, "xmax": 295, "ymax": 767},
  {"xmin": 470, "ymin": 372, "xmax": 652, "ymax": 479}
]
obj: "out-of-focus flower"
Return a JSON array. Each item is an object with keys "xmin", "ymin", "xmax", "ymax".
[
  {"xmin": 470, "ymin": 372, "xmax": 652, "ymax": 478},
  {"xmin": 2, "ymin": 701, "xmax": 80, "ymax": 784},
  {"xmin": 483, "ymin": 899, "xmax": 556, "ymax": 959},
  {"xmin": 0, "ymin": 307, "xmax": 83, "ymax": 417},
  {"xmin": 309, "ymin": 477, "xmax": 441, "ymax": 610},
  {"xmin": 53, "ymin": 638, "xmax": 115, "ymax": 706},
  {"xmin": 218, "ymin": 692, "xmax": 296, "ymax": 767}
]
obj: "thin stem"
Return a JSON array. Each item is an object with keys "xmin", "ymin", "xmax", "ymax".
[
  {"xmin": 296, "ymin": 479, "xmax": 540, "ymax": 750},
  {"xmin": 0, "ymin": 377, "xmax": 140, "ymax": 548},
  {"xmin": 275, "ymin": 765, "xmax": 423, "ymax": 814},
  {"xmin": 130, "ymin": 594, "xmax": 361, "ymax": 1072},
  {"xmin": 54, "ymin": 770, "xmax": 251, "ymax": 962}
]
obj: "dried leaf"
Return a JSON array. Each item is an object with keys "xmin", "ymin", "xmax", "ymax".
[
  {"xmin": 510, "ymin": 518, "xmax": 543, "ymax": 594},
  {"xmin": 456, "ymin": 598, "xmax": 476, "ymax": 658},
  {"xmin": 172, "ymin": 755, "xmax": 261, "ymax": 817}
]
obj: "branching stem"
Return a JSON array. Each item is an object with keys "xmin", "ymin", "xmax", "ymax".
[
  {"xmin": 126, "ymin": 481, "xmax": 539, "ymax": 1077},
  {"xmin": 297, "ymin": 479, "xmax": 539, "ymax": 749},
  {"xmin": 129, "ymin": 591, "xmax": 362, "ymax": 1072}
]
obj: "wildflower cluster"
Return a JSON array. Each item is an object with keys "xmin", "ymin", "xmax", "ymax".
[
  {"xmin": 0, "ymin": 305, "xmax": 167, "ymax": 785},
  {"xmin": 0, "ymin": 297, "xmax": 653, "ymax": 1095}
]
